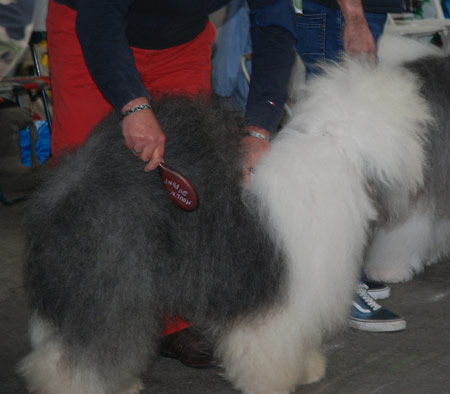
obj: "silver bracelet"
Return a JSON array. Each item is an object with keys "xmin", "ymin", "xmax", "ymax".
[
  {"xmin": 245, "ymin": 130, "xmax": 271, "ymax": 142},
  {"xmin": 120, "ymin": 103, "xmax": 152, "ymax": 119}
]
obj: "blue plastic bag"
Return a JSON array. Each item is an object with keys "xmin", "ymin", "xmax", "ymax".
[
  {"xmin": 19, "ymin": 119, "xmax": 51, "ymax": 166},
  {"xmin": 444, "ymin": 0, "xmax": 450, "ymax": 18}
]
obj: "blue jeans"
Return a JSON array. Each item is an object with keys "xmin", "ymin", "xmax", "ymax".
[{"xmin": 295, "ymin": 1, "xmax": 387, "ymax": 76}]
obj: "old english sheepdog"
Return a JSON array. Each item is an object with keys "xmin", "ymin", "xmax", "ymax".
[{"xmin": 19, "ymin": 47, "xmax": 449, "ymax": 393}]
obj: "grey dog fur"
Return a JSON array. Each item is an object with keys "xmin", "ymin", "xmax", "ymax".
[
  {"xmin": 23, "ymin": 97, "xmax": 287, "ymax": 388},
  {"xmin": 404, "ymin": 55, "xmax": 450, "ymax": 217},
  {"xmin": 368, "ymin": 54, "xmax": 450, "ymax": 222}
]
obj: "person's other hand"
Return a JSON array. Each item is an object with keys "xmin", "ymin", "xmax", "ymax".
[
  {"xmin": 121, "ymin": 97, "xmax": 166, "ymax": 171},
  {"xmin": 343, "ymin": 16, "xmax": 376, "ymax": 60},
  {"xmin": 241, "ymin": 126, "xmax": 271, "ymax": 185},
  {"xmin": 338, "ymin": 0, "xmax": 376, "ymax": 61}
]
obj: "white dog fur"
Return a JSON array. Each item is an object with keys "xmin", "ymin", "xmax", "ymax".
[{"xmin": 221, "ymin": 51, "xmax": 432, "ymax": 392}]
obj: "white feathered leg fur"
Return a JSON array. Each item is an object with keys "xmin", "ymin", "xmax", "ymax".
[
  {"xmin": 219, "ymin": 133, "xmax": 375, "ymax": 393},
  {"xmin": 18, "ymin": 314, "xmax": 144, "ymax": 394},
  {"xmin": 365, "ymin": 205, "xmax": 450, "ymax": 283}
]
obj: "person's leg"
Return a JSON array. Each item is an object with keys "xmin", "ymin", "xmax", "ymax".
[
  {"xmin": 295, "ymin": 2, "xmax": 387, "ymax": 77},
  {"xmin": 295, "ymin": 1, "xmax": 341, "ymax": 76},
  {"xmin": 363, "ymin": 11, "xmax": 388, "ymax": 44},
  {"xmin": 324, "ymin": 7, "xmax": 345, "ymax": 61},
  {"xmin": 46, "ymin": 0, "xmax": 112, "ymax": 157}
]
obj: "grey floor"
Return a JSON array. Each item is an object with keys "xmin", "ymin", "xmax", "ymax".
[{"xmin": 1, "ymin": 113, "xmax": 450, "ymax": 394}]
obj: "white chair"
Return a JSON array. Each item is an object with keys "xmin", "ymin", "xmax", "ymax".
[
  {"xmin": 33, "ymin": 0, "xmax": 49, "ymax": 32},
  {"xmin": 385, "ymin": 0, "xmax": 450, "ymax": 51}
]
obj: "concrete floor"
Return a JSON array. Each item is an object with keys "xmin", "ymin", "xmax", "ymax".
[{"xmin": 1, "ymin": 113, "xmax": 450, "ymax": 394}]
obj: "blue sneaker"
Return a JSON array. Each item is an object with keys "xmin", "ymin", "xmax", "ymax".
[
  {"xmin": 349, "ymin": 283, "xmax": 406, "ymax": 332},
  {"xmin": 363, "ymin": 276, "xmax": 391, "ymax": 300}
]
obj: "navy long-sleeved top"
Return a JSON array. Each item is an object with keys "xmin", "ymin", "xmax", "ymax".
[
  {"xmin": 54, "ymin": 0, "xmax": 297, "ymax": 135},
  {"xmin": 310, "ymin": 0, "xmax": 403, "ymax": 13}
]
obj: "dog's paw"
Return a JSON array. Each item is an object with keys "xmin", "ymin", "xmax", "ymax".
[
  {"xmin": 364, "ymin": 265, "xmax": 417, "ymax": 283},
  {"xmin": 303, "ymin": 350, "xmax": 326, "ymax": 385},
  {"xmin": 118, "ymin": 378, "xmax": 144, "ymax": 394}
]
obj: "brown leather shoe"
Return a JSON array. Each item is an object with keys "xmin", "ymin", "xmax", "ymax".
[{"xmin": 159, "ymin": 327, "xmax": 217, "ymax": 369}]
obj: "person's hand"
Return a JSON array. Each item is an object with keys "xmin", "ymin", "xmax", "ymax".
[
  {"xmin": 121, "ymin": 97, "xmax": 166, "ymax": 171},
  {"xmin": 338, "ymin": 0, "xmax": 376, "ymax": 61},
  {"xmin": 343, "ymin": 15, "xmax": 376, "ymax": 60},
  {"xmin": 241, "ymin": 126, "xmax": 271, "ymax": 185}
]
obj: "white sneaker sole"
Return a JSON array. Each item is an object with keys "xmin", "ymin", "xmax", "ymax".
[{"xmin": 349, "ymin": 318, "xmax": 406, "ymax": 332}]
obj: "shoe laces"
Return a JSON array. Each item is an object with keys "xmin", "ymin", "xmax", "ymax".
[{"xmin": 357, "ymin": 283, "xmax": 382, "ymax": 311}]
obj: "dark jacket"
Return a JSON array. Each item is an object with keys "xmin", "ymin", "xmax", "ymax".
[
  {"xmin": 54, "ymin": 0, "xmax": 297, "ymax": 134},
  {"xmin": 310, "ymin": 0, "xmax": 403, "ymax": 13}
]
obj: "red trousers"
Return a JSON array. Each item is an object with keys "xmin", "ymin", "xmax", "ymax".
[
  {"xmin": 46, "ymin": 0, "xmax": 215, "ymax": 335},
  {"xmin": 47, "ymin": 0, "xmax": 215, "ymax": 157}
]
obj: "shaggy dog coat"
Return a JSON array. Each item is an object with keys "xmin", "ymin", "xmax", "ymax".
[{"xmin": 20, "ymin": 47, "xmax": 450, "ymax": 393}]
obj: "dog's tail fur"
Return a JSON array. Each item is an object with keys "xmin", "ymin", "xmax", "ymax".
[{"xmin": 260, "ymin": 55, "xmax": 432, "ymax": 307}]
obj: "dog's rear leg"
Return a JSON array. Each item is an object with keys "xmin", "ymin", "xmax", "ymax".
[
  {"xmin": 217, "ymin": 305, "xmax": 326, "ymax": 394},
  {"xmin": 365, "ymin": 208, "xmax": 434, "ymax": 283},
  {"xmin": 303, "ymin": 347, "xmax": 326, "ymax": 385},
  {"xmin": 19, "ymin": 313, "xmax": 158, "ymax": 394}
]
